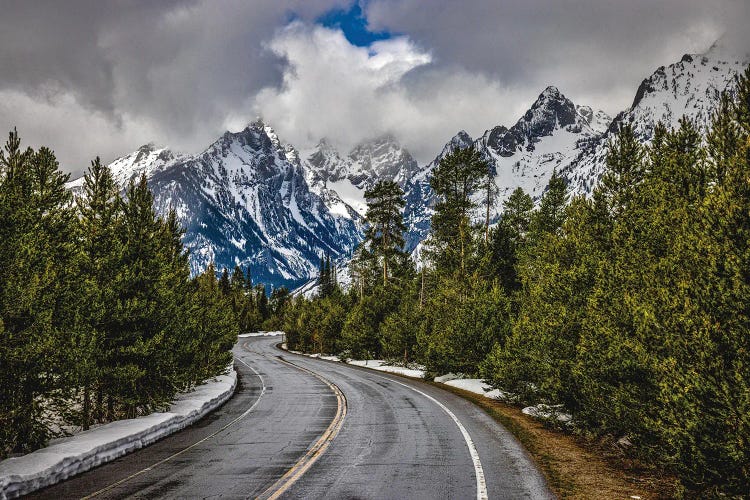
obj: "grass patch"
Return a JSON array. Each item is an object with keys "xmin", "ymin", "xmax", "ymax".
[{"xmin": 432, "ymin": 383, "xmax": 678, "ymax": 499}]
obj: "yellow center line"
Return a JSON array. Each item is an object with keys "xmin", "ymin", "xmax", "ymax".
[{"xmin": 250, "ymin": 342, "xmax": 347, "ymax": 500}]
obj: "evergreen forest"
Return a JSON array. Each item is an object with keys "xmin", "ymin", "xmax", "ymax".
[
  {"xmin": 0, "ymin": 137, "xmax": 273, "ymax": 458},
  {"xmin": 279, "ymin": 68, "xmax": 750, "ymax": 495}
]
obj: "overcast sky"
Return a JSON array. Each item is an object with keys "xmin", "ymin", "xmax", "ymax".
[{"xmin": 0, "ymin": 0, "xmax": 747, "ymax": 176}]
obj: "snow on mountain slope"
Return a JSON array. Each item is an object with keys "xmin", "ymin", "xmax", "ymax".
[
  {"xmin": 398, "ymin": 88, "xmax": 611, "ymax": 249},
  {"xmin": 302, "ymin": 135, "xmax": 420, "ymax": 216},
  {"xmin": 401, "ymin": 130, "xmax": 474, "ymax": 250},
  {"xmin": 65, "ymin": 39, "xmax": 746, "ymax": 291},
  {"xmin": 66, "ymin": 144, "xmax": 184, "ymax": 196},
  {"xmin": 563, "ymin": 41, "xmax": 749, "ymax": 197},
  {"xmin": 476, "ymin": 86, "xmax": 610, "ymax": 207},
  {"xmin": 68, "ymin": 121, "xmax": 363, "ymax": 289}
]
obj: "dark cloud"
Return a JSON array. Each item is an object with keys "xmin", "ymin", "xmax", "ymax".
[
  {"xmin": 0, "ymin": 0, "xmax": 745, "ymax": 173},
  {"xmin": 365, "ymin": 0, "xmax": 748, "ymax": 112},
  {"xmin": 0, "ymin": 0, "xmax": 350, "ymax": 173}
]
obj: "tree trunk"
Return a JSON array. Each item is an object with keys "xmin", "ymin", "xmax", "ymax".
[
  {"xmin": 419, "ymin": 269, "xmax": 424, "ymax": 308},
  {"xmin": 82, "ymin": 384, "xmax": 91, "ymax": 430}
]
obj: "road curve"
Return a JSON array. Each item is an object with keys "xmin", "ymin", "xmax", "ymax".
[{"xmin": 29, "ymin": 336, "xmax": 552, "ymax": 499}]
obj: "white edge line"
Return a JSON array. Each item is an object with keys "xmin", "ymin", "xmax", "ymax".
[
  {"xmin": 281, "ymin": 345, "xmax": 487, "ymax": 499},
  {"xmin": 378, "ymin": 376, "xmax": 488, "ymax": 500}
]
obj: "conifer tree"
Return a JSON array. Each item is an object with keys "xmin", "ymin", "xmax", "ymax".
[
  {"xmin": 187, "ymin": 264, "xmax": 237, "ymax": 380},
  {"xmin": 484, "ymin": 187, "xmax": 533, "ymax": 292},
  {"xmin": 363, "ymin": 180, "xmax": 406, "ymax": 285},
  {"xmin": 76, "ymin": 157, "xmax": 123, "ymax": 427},
  {"xmin": 219, "ymin": 268, "xmax": 231, "ymax": 296},
  {"xmin": 0, "ymin": 132, "xmax": 79, "ymax": 453},
  {"xmin": 427, "ymin": 147, "xmax": 489, "ymax": 275}
]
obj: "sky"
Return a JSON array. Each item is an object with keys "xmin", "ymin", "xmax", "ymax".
[{"xmin": 0, "ymin": 0, "xmax": 747, "ymax": 176}]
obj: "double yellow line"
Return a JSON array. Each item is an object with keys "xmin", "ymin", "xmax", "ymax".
[{"xmin": 254, "ymin": 351, "xmax": 348, "ymax": 500}]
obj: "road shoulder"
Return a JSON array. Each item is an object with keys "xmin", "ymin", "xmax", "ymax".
[{"xmin": 0, "ymin": 368, "xmax": 237, "ymax": 499}]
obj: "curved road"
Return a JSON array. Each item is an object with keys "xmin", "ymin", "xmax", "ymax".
[{"xmin": 29, "ymin": 336, "xmax": 552, "ymax": 499}]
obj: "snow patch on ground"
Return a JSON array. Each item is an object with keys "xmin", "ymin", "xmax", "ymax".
[
  {"xmin": 0, "ymin": 367, "xmax": 237, "ymax": 499},
  {"xmin": 434, "ymin": 373, "xmax": 461, "ymax": 383},
  {"xmin": 522, "ymin": 404, "xmax": 572, "ymax": 424},
  {"xmin": 277, "ymin": 340, "xmax": 576, "ymax": 427},
  {"xmin": 346, "ymin": 359, "xmax": 426, "ymax": 379},
  {"xmin": 238, "ymin": 331, "xmax": 284, "ymax": 337},
  {"xmin": 444, "ymin": 378, "xmax": 508, "ymax": 400}
]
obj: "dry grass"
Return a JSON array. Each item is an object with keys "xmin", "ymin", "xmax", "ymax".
[{"xmin": 434, "ymin": 383, "xmax": 679, "ymax": 499}]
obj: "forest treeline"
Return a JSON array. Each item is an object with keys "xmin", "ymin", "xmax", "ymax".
[
  {"xmin": 0, "ymin": 137, "xmax": 266, "ymax": 459},
  {"xmin": 279, "ymin": 68, "xmax": 750, "ymax": 495}
]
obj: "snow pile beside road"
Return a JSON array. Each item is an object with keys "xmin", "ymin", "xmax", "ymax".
[
  {"xmin": 346, "ymin": 359, "xmax": 426, "ymax": 379},
  {"xmin": 0, "ymin": 367, "xmax": 237, "ymax": 499},
  {"xmin": 444, "ymin": 378, "xmax": 508, "ymax": 400},
  {"xmin": 522, "ymin": 404, "xmax": 572, "ymax": 424},
  {"xmin": 281, "ymin": 343, "xmax": 574, "ymax": 425},
  {"xmin": 239, "ymin": 331, "xmax": 284, "ymax": 337}
]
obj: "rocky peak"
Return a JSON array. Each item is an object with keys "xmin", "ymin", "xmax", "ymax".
[
  {"xmin": 517, "ymin": 86, "xmax": 578, "ymax": 138},
  {"xmin": 348, "ymin": 134, "xmax": 419, "ymax": 186}
]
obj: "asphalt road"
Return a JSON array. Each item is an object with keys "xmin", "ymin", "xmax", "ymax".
[{"xmin": 29, "ymin": 336, "xmax": 552, "ymax": 499}]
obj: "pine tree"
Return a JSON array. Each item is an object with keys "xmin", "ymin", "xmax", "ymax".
[
  {"xmin": 0, "ymin": 132, "xmax": 80, "ymax": 453},
  {"xmin": 484, "ymin": 187, "xmax": 533, "ymax": 293},
  {"xmin": 187, "ymin": 264, "xmax": 237, "ymax": 380},
  {"xmin": 217, "ymin": 267, "xmax": 230, "ymax": 296},
  {"xmin": 76, "ymin": 157, "xmax": 123, "ymax": 428},
  {"xmin": 427, "ymin": 146, "xmax": 489, "ymax": 275},
  {"xmin": 363, "ymin": 180, "xmax": 407, "ymax": 285}
]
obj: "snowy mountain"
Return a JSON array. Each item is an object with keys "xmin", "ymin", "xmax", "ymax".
[
  {"xmin": 397, "ymin": 88, "xmax": 611, "ymax": 248},
  {"xmin": 301, "ymin": 134, "xmax": 420, "ymax": 216},
  {"xmin": 562, "ymin": 40, "xmax": 749, "ymax": 196},
  {"xmin": 66, "ymin": 40, "xmax": 747, "ymax": 291},
  {"xmin": 69, "ymin": 120, "xmax": 364, "ymax": 289},
  {"xmin": 476, "ymin": 86, "xmax": 610, "ymax": 204}
]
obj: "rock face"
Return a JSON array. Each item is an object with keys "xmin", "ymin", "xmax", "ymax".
[
  {"xmin": 66, "ymin": 41, "xmax": 747, "ymax": 290},
  {"xmin": 475, "ymin": 86, "xmax": 610, "ymax": 207}
]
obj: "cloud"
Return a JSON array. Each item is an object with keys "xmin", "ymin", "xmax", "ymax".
[
  {"xmin": 364, "ymin": 0, "xmax": 748, "ymax": 117},
  {"xmin": 254, "ymin": 23, "xmax": 531, "ymax": 163},
  {"xmin": 0, "ymin": 0, "xmax": 351, "ymax": 174},
  {"xmin": 0, "ymin": 0, "xmax": 746, "ymax": 173},
  {"xmin": 0, "ymin": 88, "xmax": 160, "ymax": 175}
]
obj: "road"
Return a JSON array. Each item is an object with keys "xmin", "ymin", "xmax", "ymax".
[{"xmin": 29, "ymin": 336, "xmax": 552, "ymax": 499}]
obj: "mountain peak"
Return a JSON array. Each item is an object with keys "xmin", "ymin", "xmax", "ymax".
[
  {"xmin": 137, "ymin": 142, "xmax": 158, "ymax": 152},
  {"xmin": 452, "ymin": 130, "xmax": 473, "ymax": 145},
  {"xmin": 515, "ymin": 85, "xmax": 578, "ymax": 140}
]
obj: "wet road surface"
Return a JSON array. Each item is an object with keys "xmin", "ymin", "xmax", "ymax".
[{"xmin": 29, "ymin": 336, "xmax": 552, "ymax": 499}]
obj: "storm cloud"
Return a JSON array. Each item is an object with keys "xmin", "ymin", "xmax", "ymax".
[{"xmin": 0, "ymin": 0, "xmax": 746, "ymax": 175}]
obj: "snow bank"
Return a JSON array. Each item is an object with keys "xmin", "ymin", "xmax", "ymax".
[
  {"xmin": 239, "ymin": 331, "xmax": 284, "ymax": 338},
  {"xmin": 346, "ymin": 359, "xmax": 426, "ymax": 379},
  {"xmin": 0, "ymin": 367, "xmax": 237, "ymax": 499},
  {"xmin": 306, "ymin": 353, "xmax": 343, "ymax": 362},
  {"xmin": 444, "ymin": 378, "xmax": 508, "ymax": 400},
  {"xmin": 281, "ymin": 344, "xmax": 576, "ymax": 426},
  {"xmin": 434, "ymin": 373, "xmax": 461, "ymax": 383},
  {"xmin": 522, "ymin": 404, "xmax": 572, "ymax": 424}
]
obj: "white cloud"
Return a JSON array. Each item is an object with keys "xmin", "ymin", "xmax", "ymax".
[
  {"xmin": 253, "ymin": 22, "xmax": 531, "ymax": 163},
  {"xmin": 0, "ymin": 89, "xmax": 158, "ymax": 177}
]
